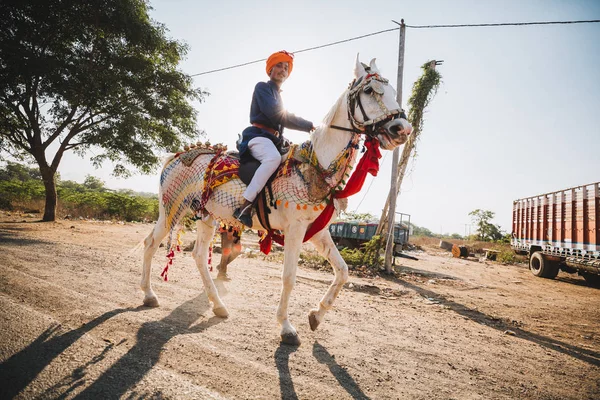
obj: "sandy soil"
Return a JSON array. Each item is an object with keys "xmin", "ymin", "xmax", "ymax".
[{"xmin": 0, "ymin": 212, "xmax": 599, "ymax": 400}]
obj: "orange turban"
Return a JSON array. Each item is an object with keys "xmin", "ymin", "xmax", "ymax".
[{"xmin": 266, "ymin": 51, "xmax": 294, "ymax": 77}]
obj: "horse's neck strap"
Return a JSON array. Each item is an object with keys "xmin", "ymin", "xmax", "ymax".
[{"xmin": 329, "ymin": 124, "xmax": 359, "ymax": 133}]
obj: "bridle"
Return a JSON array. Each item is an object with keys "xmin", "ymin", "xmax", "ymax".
[{"xmin": 330, "ymin": 69, "xmax": 406, "ymax": 136}]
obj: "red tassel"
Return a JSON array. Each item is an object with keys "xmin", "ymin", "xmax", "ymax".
[
  {"xmin": 208, "ymin": 245, "xmax": 213, "ymax": 271},
  {"xmin": 162, "ymin": 249, "xmax": 175, "ymax": 281},
  {"xmin": 161, "ymin": 263, "xmax": 169, "ymax": 281},
  {"xmin": 176, "ymin": 245, "xmax": 181, "ymax": 252},
  {"xmin": 259, "ymin": 234, "xmax": 273, "ymax": 255}
]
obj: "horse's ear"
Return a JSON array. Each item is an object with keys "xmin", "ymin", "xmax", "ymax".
[
  {"xmin": 354, "ymin": 54, "xmax": 366, "ymax": 77},
  {"xmin": 369, "ymin": 58, "xmax": 380, "ymax": 74}
]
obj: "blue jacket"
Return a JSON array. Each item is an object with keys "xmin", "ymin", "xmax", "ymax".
[{"xmin": 238, "ymin": 80, "xmax": 313, "ymax": 160}]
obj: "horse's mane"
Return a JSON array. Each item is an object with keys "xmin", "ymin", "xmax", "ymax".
[
  {"xmin": 310, "ymin": 89, "xmax": 351, "ymax": 167},
  {"xmin": 321, "ymin": 90, "xmax": 348, "ymax": 127}
]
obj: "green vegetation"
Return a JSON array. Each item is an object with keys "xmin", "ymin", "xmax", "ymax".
[
  {"xmin": 299, "ymin": 235, "xmax": 385, "ymax": 274},
  {"xmin": 0, "ymin": 0, "xmax": 206, "ymax": 221},
  {"xmin": 0, "ymin": 162, "xmax": 158, "ymax": 221},
  {"xmin": 338, "ymin": 211, "xmax": 376, "ymax": 222},
  {"xmin": 410, "ymin": 223, "xmax": 463, "ymax": 240},
  {"xmin": 496, "ymin": 249, "xmax": 518, "ymax": 264},
  {"xmin": 468, "ymin": 209, "xmax": 506, "ymax": 242},
  {"xmin": 407, "ymin": 62, "xmax": 442, "ymax": 150},
  {"xmin": 339, "ymin": 235, "xmax": 384, "ymax": 267}
]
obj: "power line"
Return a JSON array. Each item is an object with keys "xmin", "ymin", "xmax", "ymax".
[
  {"xmin": 406, "ymin": 19, "xmax": 600, "ymax": 28},
  {"xmin": 353, "ymin": 151, "xmax": 389, "ymax": 212},
  {"xmin": 190, "ymin": 27, "xmax": 398, "ymax": 77},
  {"xmin": 190, "ymin": 19, "xmax": 600, "ymax": 77}
]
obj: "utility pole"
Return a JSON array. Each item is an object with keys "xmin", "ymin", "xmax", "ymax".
[{"xmin": 384, "ymin": 19, "xmax": 406, "ymax": 274}]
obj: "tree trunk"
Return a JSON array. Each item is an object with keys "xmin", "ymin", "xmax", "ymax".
[
  {"xmin": 40, "ymin": 167, "xmax": 57, "ymax": 221},
  {"xmin": 376, "ymin": 134, "xmax": 415, "ymax": 236}
]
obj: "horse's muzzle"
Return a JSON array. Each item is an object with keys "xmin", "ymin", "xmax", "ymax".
[{"xmin": 378, "ymin": 118, "xmax": 412, "ymax": 149}]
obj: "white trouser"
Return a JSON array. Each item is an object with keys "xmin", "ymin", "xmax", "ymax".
[{"xmin": 243, "ymin": 136, "xmax": 282, "ymax": 202}]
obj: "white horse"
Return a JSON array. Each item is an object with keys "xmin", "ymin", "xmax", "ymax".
[{"xmin": 141, "ymin": 56, "xmax": 412, "ymax": 345}]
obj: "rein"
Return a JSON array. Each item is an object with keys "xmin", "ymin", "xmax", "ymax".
[{"xmin": 329, "ymin": 124, "xmax": 357, "ymax": 133}]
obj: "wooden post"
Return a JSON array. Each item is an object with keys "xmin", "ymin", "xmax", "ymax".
[{"xmin": 384, "ymin": 19, "xmax": 406, "ymax": 273}]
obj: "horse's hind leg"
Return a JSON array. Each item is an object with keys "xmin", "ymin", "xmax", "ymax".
[
  {"xmin": 141, "ymin": 212, "xmax": 169, "ymax": 307},
  {"xmin": 307, "ymin": 229, "xmax": 349, "ymax": 331},
  {"xmin": 192, "ymin": 217, "xmax": 229, "ymax": 318},
  {"xmin": 216, "ymin": 230, "xmax": 242, "ymax": 280}
]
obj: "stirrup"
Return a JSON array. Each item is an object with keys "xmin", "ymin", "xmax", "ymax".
[{"xmin": 233, "ymin": 204, "xmax": 253, "ymax": 228}]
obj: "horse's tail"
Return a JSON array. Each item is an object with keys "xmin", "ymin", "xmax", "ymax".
[{"xmin": 130, "ymin": 239, "xmax": 146, "ymax": 254}]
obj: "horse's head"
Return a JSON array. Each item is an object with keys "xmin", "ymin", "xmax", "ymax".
[{"xmin": 347, "ymin": 56, "xmax": 412, "ymax": 150}]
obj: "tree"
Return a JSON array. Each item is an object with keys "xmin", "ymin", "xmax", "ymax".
[
  {"xmin": 338, "ymin": 211, "xmax": 376, "ymax": 222},
  {"xmin": 0, "ymin": 0, "xmax": 206, "ymax": 221},
  {"xmin": 83, "ymin": 175, "xmax": 106, "ymax": 191},
  {"xmin": 0, "ymin": 161, "xmax": 42, "ymax": 182},
  {"xmin": 412, "ymin": 224, "xmax": 435, "ymax": 237},
  {"xmin": 469, "ymin": 209, "xmax": 503, "ymax": 241}
]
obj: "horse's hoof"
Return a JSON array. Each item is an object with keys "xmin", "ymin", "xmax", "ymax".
[
  {"xmin": 308, "ymin": 310, "xmax": 320, "ymax": 331},
  {"xmin": 280, "ymin": 333, "xmax": 301, "ymax": 346},
  {"xmin": 143, "ymin": 296, "xmax": 159, "ymax": 307},
  {"xmin": 213, "ymin": 306, "xmax": 229, "ymax": 318},
  {"xmin": 216, "ymin": 273, "xmax": 231, "ymax": 281}
]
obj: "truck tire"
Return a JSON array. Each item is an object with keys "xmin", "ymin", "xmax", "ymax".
[
  {"xmin": 581, "ymin": 273, "xmax": 600, "ymax": 287},
  {"xmin": 529, "ymin": 252, "xmax": 558, "ymax": 279}
]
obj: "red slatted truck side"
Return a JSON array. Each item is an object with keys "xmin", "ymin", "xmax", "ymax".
[{"xmin": 511, "ymin": 182, "xmax": 600, "ymax": 285}]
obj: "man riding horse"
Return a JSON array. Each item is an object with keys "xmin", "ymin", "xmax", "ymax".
[
  {"xmin": 234, "ymin": 51, "xmax": 315, "ymax": 227},
  {"xmin": 141, "ymin": 55, "xmax": 412, "ymax": 345}
]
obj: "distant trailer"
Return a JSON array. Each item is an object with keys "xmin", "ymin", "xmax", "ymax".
[
  {"xmin": 511, "ymin": 182, "xmax": 600, "ymax": 285},
  {"xmin": 328, "ymin": 213, "xmax": 411, "ymax": 255}
]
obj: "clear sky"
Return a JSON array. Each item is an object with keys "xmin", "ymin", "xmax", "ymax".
[{"xmin": 57, "ymin": 0, "xmax": 600, "ymax": 236}]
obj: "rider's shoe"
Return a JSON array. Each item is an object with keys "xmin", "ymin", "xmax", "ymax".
[{"xmin": 233, "ymin": 203, "xmax": 253, "ymax": 228}]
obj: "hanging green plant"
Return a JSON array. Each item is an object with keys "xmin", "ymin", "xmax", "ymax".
[{"xmin": 408, "ymin": 61, "xmax": 442, "ymax": 135}]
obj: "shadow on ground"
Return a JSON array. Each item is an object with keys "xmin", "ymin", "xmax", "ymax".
[
  {"xmin": 382, "ymin": 274, "xmax": 600, "ymax": 367},
  {"xmin": 0, "ymin": 307, "xmax": 140, "ymax": 399},
  {"xmin": 0, "ymin": 294, "xmax": 224, "ymax": 399},
  {"xmin": 0, "ymin": 226, "xmax": 52, "ymax": 246}
]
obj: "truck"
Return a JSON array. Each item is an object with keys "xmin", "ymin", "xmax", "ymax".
[
  {"xmin": 511, "ymin": 182, "xmax": 600, "ymax": 285},
  {"xmin": 328, "ymin": 213, "xmax": 411, "ymax": 255}
]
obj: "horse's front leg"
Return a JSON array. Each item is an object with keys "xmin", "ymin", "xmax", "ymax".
[
  {"xmin": 278, "ymin": 225, "xmax": 306, "ymax": 345},
  {"xmin": 307, "ymin": 229, "xmax": 349, "ymax": 331},
  {"xmin": 192, "ymin": 218, "xmax": 229, "ymax": 318}
]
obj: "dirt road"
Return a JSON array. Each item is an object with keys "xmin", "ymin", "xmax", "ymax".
[{"xmin": 1, "ymin": 214, "xmax": 599, "ymax": 399}]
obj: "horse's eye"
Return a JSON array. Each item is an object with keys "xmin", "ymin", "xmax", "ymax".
[{"xmin": 364, "ymin": 85, "xmax": 373, "ymax": 94}]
